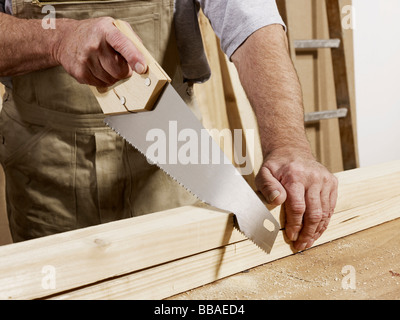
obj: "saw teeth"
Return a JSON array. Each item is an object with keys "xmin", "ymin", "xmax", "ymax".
[
  {"xmin": 105, "ymin": 121, "xmax": 272, "ymax": 254},
  {"xmin": 233, "ymin": 225, "xmax": 270, "ymax": 254}
]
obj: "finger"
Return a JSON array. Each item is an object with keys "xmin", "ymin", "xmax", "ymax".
[
  {"xmin": 294, "ymin": 185, "xmax": 323, "ymax": 251},
  {"xmin": 99, "ymin": 45, "xmax": 133, "ymax": 81},
  {"xmin": 106, "ymin": 26, "xmax": 147, "ymax": 74},
  {"xmin": 315, "ymin": 178, "xmax": 338, "ymax": 240},
  {"xmin": 255, "ymin": 166, "xmax": 287, "ymax": 205},
  {"xmin": 284, "ymin": 182, "xmax": 306, "ymax": 242},
  {"xmin": 86, "ymin": 67, "xmax": 113, "ymax": 88},
  {"xmin": 313, "ymin": 186, "xmax": 331, "ymax": 240},
  {"xmin": 88, "ymin": 56, "xmax": 119, "ymax": 86},
  {"xmin": 330, "ymin": 176, "xmax": 339, "ymax": 212},
  {"xmin": 72, "ymin": 65, "xmax": 111, "ymax": 87}
]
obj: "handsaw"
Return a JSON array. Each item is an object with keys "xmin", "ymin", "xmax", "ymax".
[{"xmin": 90, "ymin": 20, "xmax": 280, "ymax": 253}]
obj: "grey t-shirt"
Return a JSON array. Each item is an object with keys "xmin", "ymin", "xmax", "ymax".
[
  {"xmin": 0, "ymin": 0, "xmax": 11, "ymax": 14},
  {"xmin": 0, "ymin": 0, "xmax": 285, "ymax": 85}
]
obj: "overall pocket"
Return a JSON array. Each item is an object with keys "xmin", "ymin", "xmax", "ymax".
[
  {"xmin": 0, "ymin": 102, "xmax": 78, "ymax": 239},
  {"xmin": 30, "ymin": 0, "xmax": 164, "ymax": 52},
  {"xmin": 30, "ymin": 0, "xmax": 164, "ymax": 58},
  {"xmin": 0, "ymin": 106, "xmax": 51, "ymax": 168}
]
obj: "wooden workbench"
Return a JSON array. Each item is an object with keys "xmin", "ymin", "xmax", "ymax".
[
  {"xmin": 0, "ymin": 161, "xmax": 399, "ymax": 300},
  {"xmin": 170, "ymin": 218, "xmax": 400, "ymax": 300}
]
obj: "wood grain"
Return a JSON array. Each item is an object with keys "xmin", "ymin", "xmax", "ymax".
[
  {"xmin": 0, "ymin": 206, "xmax": 244, "ymax": 300},
  {"xmin": 218, "ymin": 51, "xmax": 263, "ymax": 190},
  {"xmin": 0, "ymin": 85, "xmax": 12, "ymax": 247},
  {"xmin": 276, "ymin": 0, "xmax": 358, "ymax": 173},
  {"xmin": 171, "ymin": 218, "xmax": 400, "ymax": 300},
  {"xmin": 326, "ymin": 0, "xmax": 357, "ymax": 170},
  {"xmin": 51, "ymin": 193, "xmax": 400, "ymax": 300},
  {"xmin": 193, "ymin": 13, "xmax": 234, "ymax": 163},
  {"xmin": 0, "ymin": 161, "xmax": 397, "ymax": 300}
]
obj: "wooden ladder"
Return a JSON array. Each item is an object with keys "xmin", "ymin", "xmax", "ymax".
[{"xmin": 278, "ymin": 0, "xmax": 357, "ymax": 170}]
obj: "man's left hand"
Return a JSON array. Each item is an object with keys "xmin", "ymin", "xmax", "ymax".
[{"xmin": 255, "ymin": 148, "xmax": 338, "ymax": 252}]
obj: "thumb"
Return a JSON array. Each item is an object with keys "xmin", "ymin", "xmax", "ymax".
[
  {"xmin": 106, "ymin": 23, "xmax": 147, "ymax": 74},
  {"xmin": 255, "ymin": 166, "xmax": 287, "ymax": 205}
]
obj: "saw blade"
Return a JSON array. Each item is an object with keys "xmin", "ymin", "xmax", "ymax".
[{"xmin": 105, "ymin": 84, "xmax": 280, "ymax": 253}]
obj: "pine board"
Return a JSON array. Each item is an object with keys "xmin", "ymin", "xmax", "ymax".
[
  {"xmin": 0, "ymin": 161, "xmax": 399, "ymax": 300},
  {"xmin": 51, "ymin": 194, "xmax": 400, "ymax": 300}
]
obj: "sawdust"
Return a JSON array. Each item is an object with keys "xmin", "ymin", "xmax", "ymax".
[{"xmin": 170, "ymin": 219, "xmax": 400, "ymax": 300}]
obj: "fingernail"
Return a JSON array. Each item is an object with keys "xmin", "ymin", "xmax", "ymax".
[
  {"xmin": 135, "ymin": 62, "xmax": 146, "ymax": 74},
  {"xmin": 296, "ymin": 242, "xmax": 307, "ymax": 252},
  {"xmin": 268, "ymin": 190, "xmax": 280, "ymax": 203},
  {"xmin": 289, "ymin": 231, "xmax": 299, "ymax": 242},
  {"xmin": 96, "ymin": 87, "xmax": 109, "ymax": 94}
]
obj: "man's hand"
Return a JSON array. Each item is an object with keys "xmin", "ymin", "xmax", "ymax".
[
  {"xmin": 231, "ymin": 24, "xmax": 339, "ymax": 251},
  {"xmin": 0, "ymin": 14, "xmax": 146, "ymax": 87},
  {"xmin": 53, "ymin": 17, "xmax": 147, "ymax": 88},
  {"xmin": 255, "ymin": 148, "xmax": 338, "ymax": 251}
]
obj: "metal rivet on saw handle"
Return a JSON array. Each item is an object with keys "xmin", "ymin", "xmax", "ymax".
[{"xmin": 119, "ymin": 96, "xmax": 126, "ymax": 105}]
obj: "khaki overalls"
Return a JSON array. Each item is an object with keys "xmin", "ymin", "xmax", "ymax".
[{"xmin": 0, "ymin": 0, "xmax": 199, "ymax": 242}]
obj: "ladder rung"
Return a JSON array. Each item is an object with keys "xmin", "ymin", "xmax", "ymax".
[
  {"xmin": 305, "ymin": 108, "xmax": 348, "ymax": 123},
  {"xmin": 294, "ymin": 39, "xmax": 341, "ymax": 49}
]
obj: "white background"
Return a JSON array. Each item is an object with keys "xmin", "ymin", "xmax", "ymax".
[{"xmin": 353, "ymin": 0, "xmax": 400, "ymax": 167}]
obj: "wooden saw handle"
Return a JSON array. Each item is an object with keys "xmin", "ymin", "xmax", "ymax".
[{"xmin": 90, "ymin": 19, "xmax": 171, "ymax": 115}]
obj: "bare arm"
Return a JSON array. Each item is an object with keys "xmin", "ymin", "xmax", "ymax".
[
  {"xmin": 0, "ymin": 14, "xmax": 146, "ymax": 87},
  {"xmin": 0, "ymin": 13, "xmax": 60, "ymax": 76},
  {"xmin": 232, "ymin": 25, "xmax": 311, "ymax": 158},
  {"xmin": 231, "ymin": 25, "xmax": 338, "ymax": 252}
]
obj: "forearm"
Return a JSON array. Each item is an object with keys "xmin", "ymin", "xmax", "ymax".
[
  {"xmin": 231, "ymin": 25, "xmax": 312, "ymax": 159},
  {"xmin": 0, "ymin": 13, "xmax": 67, "ymax": 76},
  {"xmin": 232, "ymin": 25, "xmax": 338, "ymax": 252},
  {"xmin": 0, "ymin": 15, "xmax": 145, "ymax": 87}
]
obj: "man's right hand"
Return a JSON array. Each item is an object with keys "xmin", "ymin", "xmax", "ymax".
[{"xmin": 52, "ymin": 17, "xmax": 147, "ymax": 88}]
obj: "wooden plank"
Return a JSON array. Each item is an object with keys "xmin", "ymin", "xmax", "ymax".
[
  {"xmin": 0, "ymin": 165, "xmax": 12, "ymax": 246},
  {"xmin": 326, "ymin": 0, "xmax": 358, "ymax": 170},
  {"xmin": 194, "ymin": 12, "xmax": 234, "ymax": 163},
  {"xmin": 334, "ymin": 160, "xmax": 400, "ymax": 213},
  {"xmin": 0, "ymin": 84, "xmax": 4, "ymax": 104},
  {"xmin": 0, "ymin": 206, "xmax": 244, "ymax": 300},
  {"xmin": 51, "ymin": 194, "xmax": 400, "ymax": 300},
  {"xmin": 0, "ymin": 161, "xmax": 399, "ymax": 300},
  {"xmin": 171, "ymin": 217, "xmax": 400, "ymax": 300},
  {"xmin": 218, "ymin": 51, "xmax": 263, "ymax": 189},
  {"xmin": 0, "ymin": 85, "xmax": 12, "ymax": 246},
  {"xmin": 276, "ymin": 0, "xmax": 297, "ymax": 63},
  {"xmin": 277, "ymin": 0, "xmax": 358, "ymax": 173}
]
